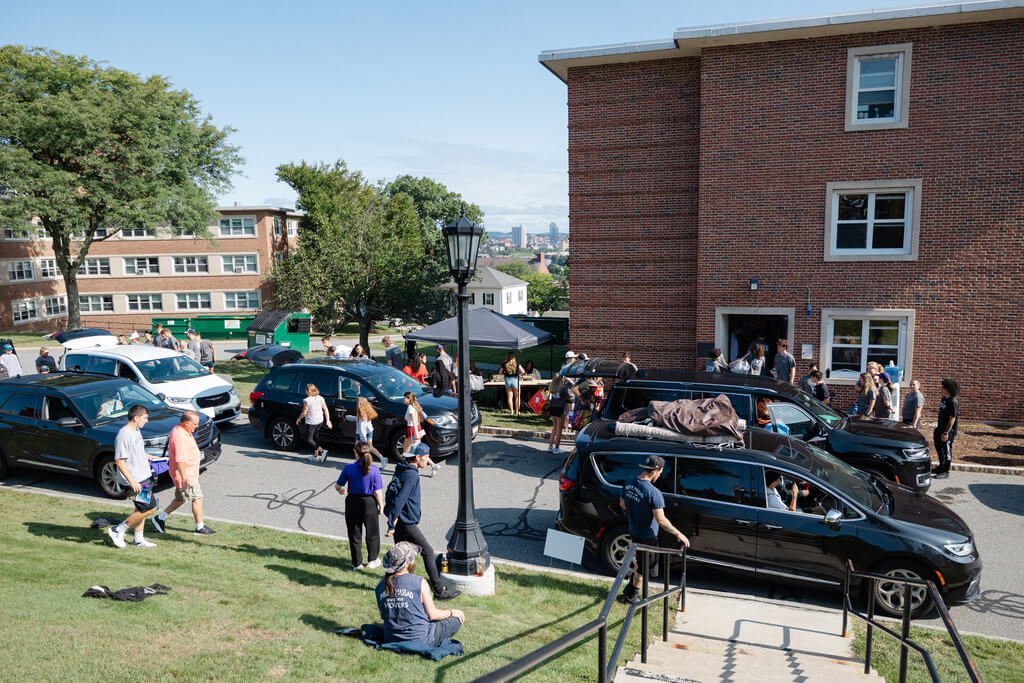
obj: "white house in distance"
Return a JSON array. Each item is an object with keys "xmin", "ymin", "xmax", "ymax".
[{"xmin": 445, "ymin": 266, "xmax": 528, "ymax": 315}]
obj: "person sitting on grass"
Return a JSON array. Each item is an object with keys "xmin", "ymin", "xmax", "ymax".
[{"xmin": 376, "ymin": 541, "xmax": 465, "ymax": 647}]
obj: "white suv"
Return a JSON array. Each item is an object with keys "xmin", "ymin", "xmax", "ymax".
[{"xmin": 60, "ymin": 344, "xmax": 241, "ymax": 424}]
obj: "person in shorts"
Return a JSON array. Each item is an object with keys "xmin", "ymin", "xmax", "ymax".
[
  {"xmin": 151, "ymin": 411, "xmax": 215, "ymax": 535},
  {"xmin": 619, "ymin": 455, "xmax": 689, "ymax": 603},
  {"xmin": 107, "ymin": 404, "xmax": 161, "ymax": 548}
]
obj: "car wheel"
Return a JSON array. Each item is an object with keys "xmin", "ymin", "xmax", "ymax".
[
  {"xmin": 269, "ymin": 417, "xmax": 298, "ymax": 450},
  {"xmin": 388, "ymin": 429, "xmax": 406, "ymax": 460},
  {"xmin": 870, "ymin": 560, "xmax": 934, "ymax": 618},
  {"xmin": 95, "ymin": 455, "xmax": 128, "ymax": 499},
  {"xmin": 0, "ymin": 446, "xmax": 8, "ymax": 478},
  {"xmin": 600, "ymin": 525, "xmax": 633, "ymax": 575}
]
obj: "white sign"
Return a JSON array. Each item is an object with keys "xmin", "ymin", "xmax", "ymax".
[
  {"xmin": 543, "ymin": 528, "xmax": 585, "ymax": 566},
  {"xmin": 224, "ymin": 320, "xmax": 240, "ymax": 329},
  {"xmin": 255, "ymin": 334, "xmax": 266, "ymax": 345},
  {"xmin": 166, "ymin": 320, "xmax": 176, "ymax": 326},
  {"xmin": 801, "ymin": 343, "xmax": 814, "ymax": 360}
]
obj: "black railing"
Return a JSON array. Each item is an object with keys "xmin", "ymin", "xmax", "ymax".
[
  {"xmin": 474, "ymin": 543, "xmax": 687, "ymax": 683},
  {"xmin": 841, "ymin": 559, "xmax": 981, "ymax": 683}
]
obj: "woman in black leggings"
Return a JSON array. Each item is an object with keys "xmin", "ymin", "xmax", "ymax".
[{"xmin": 334, "ymin": 443, "xmax": 384, "ymax": 569}]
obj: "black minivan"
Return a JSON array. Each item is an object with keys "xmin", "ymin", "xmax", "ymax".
[
  {"xmin": 557, "ymin": 420, "xmax": 980, "ymax": 617},
  {"xmin": 598, "ymin": 369, "xmax": 932, "ymax": 492},
  {"xmin": 248, "ymin": 359, "xmax": 480, "ymax": 459}
]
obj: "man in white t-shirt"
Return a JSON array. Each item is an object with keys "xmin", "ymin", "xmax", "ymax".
[{"xmin": 108, "ymin": 405, "xmax": 161, "ymax": 548}]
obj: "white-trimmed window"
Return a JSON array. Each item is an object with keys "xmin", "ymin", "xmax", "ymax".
[
  {"xmin": 78, "ymin": 258, "xmax": 111, "ymax": 276},
  {"xmin": 174, "ymin": 256, "xmax": 208, "ymax": 273},
  {"xmin": 128, "ymin": 294, "xmax": 163, "ymax": 311},
  {"xmin": 469, "ymin": 292, "xmax": 476, "ymax": 305},
  {"xmin": 222, "ymin": 255, "xmax": 258, "ymax": 274},
  {"xmin": 273, "ymin": 216, "xmax": 282, "ymax": 237},
  {"xmin": 219, "ymin": 217, "xmax": 256, "ymax": 237},
  {"xmin": 273, "ymin": 252, "xmax": 285, "ymax": 265},
  {"xmin": 8, "ymin": 261, "xmax": 34, "ymax": 281},
  {"xmin": 80, "ymin": 295, "xmax": 114, "ymax": 313},
  {"xmin": 12, "ymin": 299, "xmax": 38, "ymax": 323},
  {"xmin": 125, "ymin": 257, "xmax": 160, "ymax": 275},
  {"xmin": 518, "ymin": 289, "xmax": 524, "ymax": 302},
  {"xmin": 506, "ymin": 291, "xmax": 512, "ymax": 304},
  {"xmin": 825, "ymin": 180, "xmax": 920, "ymax": 261},
  {"xmin": 44, "ymin": 295, "xmax": 67, "ymax": 317},
  {"xmin": 121, "ymin": 227, "xmax": 155, "ymax": 238},
  {"xmin": 40, "ymin": 259, "xmax": 59, "ymax": 279},
  {"xmin": 3, "ymin": 226, "xmax": 31, "ymax": 240},
  {"xmin": 176, "ymin": 293, "xmax": 211, "ymax": 310},
  {"xmin": 224, "ymin": 290, "xmax": 260, "ymax": 310},
  {"xmin": 822, "ymin": 309, "xmax": 914, "ymax": 382},
  {"xmin": 286, "ymin": 219, "xmax": 298, "ymax": 237},
  {"xmin": 845, "ymin": 44, "xmax": 912, "ymax": 131},
  {"xmin": 483, "ymin": 293, "xmax": 494, "ymax": 306}
]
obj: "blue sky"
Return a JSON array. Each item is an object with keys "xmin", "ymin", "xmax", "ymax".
[{"xmin": 4, "ymin": 0, "xmax": 897, "ymax": 233}]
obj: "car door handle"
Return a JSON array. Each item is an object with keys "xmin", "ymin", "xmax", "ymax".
[
  {"xmin": 736, "ymin": 519, "xmax": 756, "ymax": 526},
  {"xmin": 760, "ymin": 523, "xmax": 783, "ymax": 530},
  {"xmin": 287, "ymin": 401, "xmax": 300, "ymax": 406}
]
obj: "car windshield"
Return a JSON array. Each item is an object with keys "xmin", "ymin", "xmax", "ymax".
[
  {"xmin": 788, "ymin": 389, "xmax": 844, "ymax": 424},
  {"xmin": 801, "ymin": 442, "xmax": 885, "ymax": 512},
  {"xmin": 135, "ymin": 356, "xmax": 210, "ymax": 383},
  {"xmin": 360, "ymin": 365, "xmax": 427, "ymax": 400},
  {"xmin": 70, "ymin": 383, "xmax": 167, "ymax": 425}
]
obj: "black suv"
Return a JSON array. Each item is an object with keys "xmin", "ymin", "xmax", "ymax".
[
  {"xmin": 558, "ymin": 420, "xmax": 980, "ymax": 617},
  {"xmin": 248, "ymin": 359, "xmax": 481, "ymax": 458},
  {"xmin": 0, "ymin": 373, "xmax": 221, "ymax": 498},
  {"xmin": 601, "ymin": 370, "xmax": 932, "ymax": 492}
]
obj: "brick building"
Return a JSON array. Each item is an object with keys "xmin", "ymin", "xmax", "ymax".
[
  {"xmin": 0, "ymin": 205, "xmax": 301, "ymax": 334},
  {"xmin": 540, "ymin": 1, "xmax": 1024, "ymax": 421}
]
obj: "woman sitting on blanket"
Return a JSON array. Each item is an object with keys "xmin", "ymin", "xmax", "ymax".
[{"xmin": 376, "ymin": 542, "xmax": 466, "ymax": 647}]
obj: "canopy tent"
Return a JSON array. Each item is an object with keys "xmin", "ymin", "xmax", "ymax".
[{"xmin": 404, "ymin": 308, "xmax": 553, "ymax": 350}]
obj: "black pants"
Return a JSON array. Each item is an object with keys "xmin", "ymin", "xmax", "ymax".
[
  {"xmin": 304, "ymin": 422, "xmax": 323, "ymax": 453},
  {"xmin": 345, "ymin": 494, "xmax": 380, "ymax": 568},
  {"xmin": 394, "ymin": 522, "xmax": 442, "ymax": 595},
  {"xmin": 933, "ymin": 429, "xmax": 955, "ymax": 474}
]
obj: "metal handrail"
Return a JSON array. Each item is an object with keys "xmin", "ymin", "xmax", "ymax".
[
  {"xmin": 841, "ymin": 560, "xmax": 982, "ymax": 683},
  {"xmin": 474, "ymin": 543, "xmax": 687, "ymax": 683}
]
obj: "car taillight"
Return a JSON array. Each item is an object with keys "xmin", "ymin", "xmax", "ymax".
[
  {"xmin": 249, "ymin": 391, "xmax": 264, "ymax": 403},
  {"xmin": 559, "ymin": 475, "xmax": 575, "ymax": 491}
]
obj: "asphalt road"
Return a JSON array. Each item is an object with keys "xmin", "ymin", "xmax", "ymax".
[{"xmin": 3, "ymin": 419, "xmax": 1022, "ymax": 642}]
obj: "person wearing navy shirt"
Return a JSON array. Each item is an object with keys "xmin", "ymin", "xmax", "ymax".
[
  {"xmin": 619, "ymin": 455, "xmax": 689, "ymax": 603},
  {"xmin": 335, "ymin": 443, "xmax": 385, "ymax": 570},
  {"xmin": 932, "ymin": 379, "xmax": 960, "ymax": 479}
]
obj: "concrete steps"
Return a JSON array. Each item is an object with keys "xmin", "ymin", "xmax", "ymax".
[{"xmin": 615, "ymin": 589, "xmax": 884, "ymax": 682}]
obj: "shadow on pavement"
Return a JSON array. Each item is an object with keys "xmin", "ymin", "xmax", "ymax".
[
  {"xmin": 965, "ymin": 589, "xmax": 1024, "ymax": 620},
  {"xmin": 968, "ymin": 482, "xmax": 1024, "ymax": 516}
]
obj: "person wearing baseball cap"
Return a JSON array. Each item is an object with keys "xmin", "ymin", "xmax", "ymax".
[
  {"xmin": 619, "ymin": 455, "xmax": 689, "ymax": 604},
  {"xmin": 376, "ymin": 541, "xmax": 466, "ymax": 646},
  {"xmin": 435, "ymin": 344, "xmax": 453, "ymax": 373},
  {"xmin": 35, "ymin": 346, "xmax": 57, "ymax": 374},
  {"xmin": 1, "ymin": 343, "xmax": 23, "ymax": 378}
]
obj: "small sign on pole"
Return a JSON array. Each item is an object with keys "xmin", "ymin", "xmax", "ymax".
[{"xmin": 543, "ymin": 528, "xmax": 585, "ymax": 567}]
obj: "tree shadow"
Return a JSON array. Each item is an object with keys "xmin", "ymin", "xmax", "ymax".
[
  {"xmin": 968, "ymin": 483, "xmax": 1024, "ymax": 516},
  {"xmin": 213, "ymin": 542, "xmax": 344, "ymax": 570},
  {"xmin": 263, "ymin": 563, "xmax": 369, "ymax": 591},
  {"xmin": 300, "ymin": 613, "xmax": 346, "ymax": 634}
]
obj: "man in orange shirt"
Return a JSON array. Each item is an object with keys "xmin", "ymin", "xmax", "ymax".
[{"xmin": 151, "ymin": 411, "xmax": 215, "ymax": 535}]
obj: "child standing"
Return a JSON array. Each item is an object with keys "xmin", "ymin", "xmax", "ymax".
[
  {"xmin": 356, "ymin": 397, "xmax": 387, "ymax": 469},
  {"xmin": 403, "ymin": 392, "xmax": 439, "ymax": 476}
]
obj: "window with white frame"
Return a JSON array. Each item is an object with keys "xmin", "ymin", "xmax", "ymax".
[
  {"xmin": 224, "ymin": 290, "xmax": 260, "ymax": 310},
  {"xmin": 506, "ymin": 291, "xmax": 512, "ymax": 304},
  {"xmin": 12, "ymin": 299, "xmax": 38, "ymax": 323},
  {"xmin": 483, "ymin": 292, "xmax": 494, "ymax": 306},
  {"xmin": 80, "ymin": 295, "xmax": 114, "ymax": 313},
  {"xmin": 518, "ymin": 289, "xmax": 524, "ymax": 302},
  {"xmin": 121, "ymin": 227, "xmax": 155, "ymax": 238},
  {"xmin": 287, "ymin": 219, "xmax": 298, "ymax": 237},
  {"xmin": 68, "ymin": 227, "xmax": 108, "ymax": 240},
  {"xmin": 125, "ymin": 257, "xmax": 160, "ymax": 275},
  {"xmin": 273, "ymin": 216, "xmax": 281, "ymax": 237},
  {"xmin": 3, "ymin": 226, "xmax": 31, "ymax": 240},
  {"xmin": 176, "ymin": 293, "xmax": 211, "ymax": 310},
  {"xmin": 77, "ymin": 258, "xmax": 111, "ymax": 276},
  {"xmin": 825, "ymin": 180, "xmax": 920, "ymax": 261},
  {"xmin": 273, "ymin": 252, "xmax": 284, "ymax": 265},
  {"xmin": 469, "ymin": 292, "xmax": 476, "ymax": 305},
  {"xmin": 127, "ymin": 294, "xmax": 163, "ymax": 311},
  {"xmin": 8, "ymin": 261, "xmax": 34, "ymax": 281},
  {"xmin": 845, "ymin": 44, "xmax": 912, "ymax": 131},
  {"xmin": 174, "ymin": 256, "xmax": 208, "ymax": 273},
  {"xmin": 823, "ymin": 310, "xmax": 913, "ymax": 381},
  {"xmin": 40, "ymin": 259, "xmax": 59, "ymax": 278},
  {"xmin": 219, "ymin": 217, "xmax": 256, "ymax": 236},
  {"xmin": 44, "ymin": 295, "xmax": 67, "ymax": 317},
  {"xmin": 222, "ymin": 254, "xmax": 258, "ymax": 273}
]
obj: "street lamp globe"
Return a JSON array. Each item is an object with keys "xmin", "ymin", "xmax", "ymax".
[{"xmin": 442, "ymin": 204, "xmax": 484, "ymax": 283}]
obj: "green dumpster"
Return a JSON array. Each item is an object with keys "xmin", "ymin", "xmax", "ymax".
[
  {"xmin": 191, "ymin": 314, "xmax": 256, "ymax": 340},
  {"xmin": 246, "ymin": 310, "xmax": 311, "ymax": 353},
  {"xmin": 151, "ymin": 317, "xmax": 191, "ymax": 338}
]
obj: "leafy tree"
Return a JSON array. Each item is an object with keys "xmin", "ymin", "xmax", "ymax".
[
  {"xmin": 0, "ymin": 46, "xmax": 241, "ymax": 328},
  {"xmin": 494, "ymin": 263, "xmax": 568, "ymax": 316}
]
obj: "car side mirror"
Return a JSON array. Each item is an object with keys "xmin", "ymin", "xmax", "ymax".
[
  {"xmin": 157, "ymin": 393, "xmax": 167, "ymax": 401},
  {"xmin": 56, "ymin": 416, "xmax": 81, "ymax": 429},
  {"xmin": 823, "ymin": 509, "xmax": 843, "ymax": 527}
]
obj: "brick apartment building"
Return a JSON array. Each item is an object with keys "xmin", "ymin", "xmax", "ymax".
[
  {"xmin": 0, "ymin": 205, "xmax": 302, "ymax": 334},
  {"xmin": 541, "ymin": 1, "xmax": 1024, "ymax": 421}
]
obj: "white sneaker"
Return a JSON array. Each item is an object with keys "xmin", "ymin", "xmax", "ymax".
[
  {"xmin": 131, "ymin": 539, "xmax": 157, "ymax": 547},
  {"xmin": 107, "ymin": 527, "xmax": 126, "ymax": 548},
  {"xmin": 552, "ymin": 448, "xmax": 564, "ymax": 455},
  {"xmin": 366, "ymin": 558, "xmax": 382, "ymax": 569}
]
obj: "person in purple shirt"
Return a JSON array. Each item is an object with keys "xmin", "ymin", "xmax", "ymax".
[{"xmin": 335, "ymin": 443, "xmax": 385, "ymax": 569}]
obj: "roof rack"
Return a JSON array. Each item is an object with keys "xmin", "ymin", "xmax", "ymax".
[{"xmin": 611, "ymin": 420, "xmax": 746, "ymax": 450}]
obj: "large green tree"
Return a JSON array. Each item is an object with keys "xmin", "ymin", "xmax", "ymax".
[
  {"xmin": 271, "ymin": 163, "xmax": 483, "ymax": 350},
  {"xmin": 0, "ymin": 46, "xmax": 241, "ymax": 328}
]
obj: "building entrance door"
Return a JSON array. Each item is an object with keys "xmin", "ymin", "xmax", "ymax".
[{"xmin": 726, "ymin": 314, "xmax": 790, "ymax": 375}]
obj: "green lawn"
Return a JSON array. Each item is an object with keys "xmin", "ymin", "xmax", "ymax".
[
  {"xmin": 0, "ymin": 487, "xmax": 643, "ymax": 681},
  {"xmin": 478, "ymin": 405, "xmax": 557, "ymax": 432},
  {"xmin": 853, "ymin": 620, "xmax": 1024, "ymax": 682},
  {"xmin": 215, "ymin": 359, "xmax": 270, "ymax": 406}
]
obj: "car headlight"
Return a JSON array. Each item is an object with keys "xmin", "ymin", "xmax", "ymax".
[
  {"xmin": 426, "ymin": 414, "xmax": 457, "ymax": 428},
  {"xmin": 944, "ymin": 541, "xmax": 974, "ymax": 557},
  {"xmin": 144, "ymin": 436, "xmax": 168, "ymax": 448},
  {"xmin": 166, "ymin": 396, "xmax": 193, "ymax": 405},
  {"xmin": 229, "ymin": 388, "xmax": 239, "ymax": 396},
  {"xmin": 902, "ymin": 448, "xmax": 930, "ymax": 460}
]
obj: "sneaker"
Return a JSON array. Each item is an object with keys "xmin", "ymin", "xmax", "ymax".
[
  {"xmin": 547, "ymin": 445, "xmax": 555, "ymax": 453},
  {"xmin": 352, "ymin": 564, "xmax": 364, "ymax": 571},
  {"xmin": 317, "ymin": 451, "xmax": 328, "ymax": 463},
  {"xmin": 932, "ymin": 472, "xmax": 950, "ymax": 479},
  {"xmin": 434, "ymin": 588, "xmax": 461, "ymax": 601},
  {"xmin": 366, "ymin": 558, "xmax": 382, "ymax": 569},
  {"xmin": 194, "ymin": 525, "xmax": 216, "ymax": 535},
  {"xmin": 551, "ymin": 448, "xmax": 564, "ymax": 455},
  {"xmin": 431, "ymin": 464, "xmax": 441, "ymax": 476},
  {"xmin": 150, "ymin": 515, "xmax": 166, "ymax": 534},
  {"xmin": 131, "ymin": 539, "xmax": 157, "ymax": 547},
  {"xmin": 107, "ymin": 527, "xmax": 126, "ymax": 548},
  {"xmin": 379, "ymin": 457, "xmax": 389, "ymax": 470}
]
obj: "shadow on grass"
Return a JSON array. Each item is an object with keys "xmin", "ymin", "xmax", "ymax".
[
  {"xmin": 23, "ymin": 518, "xmax": 195, "ymax": 545},
  {"xmin": 214, "ymin": 542, "xmax": 345, "ymax": 570},
  {"xmin": 264, "ymin": 563, "xmax": 369, "ymax": 592},
  {"xmin": 300, "ymin": 613, "xmax": 346, "ymax": 634}
]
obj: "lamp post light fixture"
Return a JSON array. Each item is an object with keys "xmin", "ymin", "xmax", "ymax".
[{"xmin": 441, "ymin": 204, "xmax": 490, "ymax": 580}]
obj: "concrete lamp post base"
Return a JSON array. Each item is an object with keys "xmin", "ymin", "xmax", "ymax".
[{"xmin": 439, "ymin": 564, "xmax": 495, "ymax": 596}]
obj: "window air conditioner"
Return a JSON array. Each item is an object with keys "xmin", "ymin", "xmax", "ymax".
[{"xmin": 233, "ymin": 266, "xmax": 244, "ymax": 273}]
